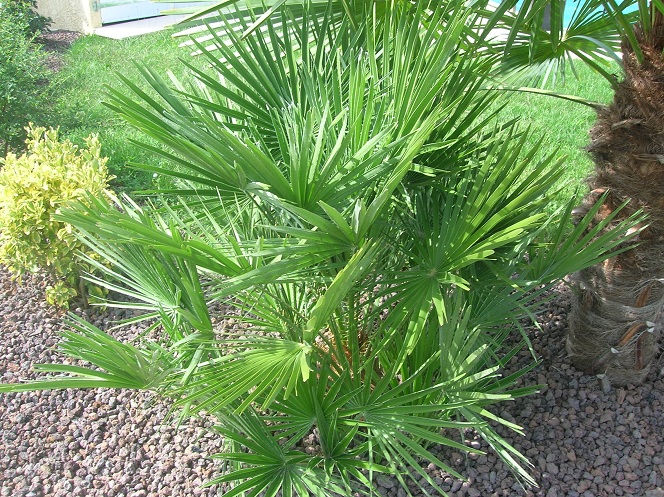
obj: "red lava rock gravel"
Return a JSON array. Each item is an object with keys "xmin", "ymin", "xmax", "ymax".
[{"xmin": 0, "ymin": 267, "xmax": 663, "ymax": 496}]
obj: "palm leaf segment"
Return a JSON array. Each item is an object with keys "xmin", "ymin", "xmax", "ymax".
[{"xmin": 0, "ymin": 1, "xmax": 645, "ymax": 495}]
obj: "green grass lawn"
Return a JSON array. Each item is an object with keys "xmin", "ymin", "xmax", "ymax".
[
  {"xmin": 52, "ymin": 31, "xmax": 617, "ymax": 200},
  {"xmin": 493, "ymin": 63, "xmax": 617, "ymax": 205},
  {"xmin": 54, "ymin": 30, "xmax": 204, "ymax": 193}
]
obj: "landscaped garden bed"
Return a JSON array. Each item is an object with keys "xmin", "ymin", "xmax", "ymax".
[
  {"xmin": 1, "ymin": 267, "xmax": 662, "ymax": 496},
  {"xmin": 1, "ymin": 2, "xmax": 663, "ymax": 496}
]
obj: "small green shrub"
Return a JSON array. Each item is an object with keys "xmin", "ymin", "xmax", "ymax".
[
  {"xmin": 0, "ymin": 0, "xmax": 51, "ymax": 36},
  {"xmin": 0, "ymin": 10, "xmax": 52, "ymax": 155},
  {"xmin": 0, "ymin": 125, "xmax": 112, "ymax": 307}
]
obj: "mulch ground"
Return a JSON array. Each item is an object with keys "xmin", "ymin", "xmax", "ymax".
[{"xmin": 37, "ymin": 30, "xmax": 81, "ymax": 72}]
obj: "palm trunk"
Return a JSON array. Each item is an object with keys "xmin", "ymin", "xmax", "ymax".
[{"xmin": 567, "ymin": 10, "xmax": 664, "ymax": 386}]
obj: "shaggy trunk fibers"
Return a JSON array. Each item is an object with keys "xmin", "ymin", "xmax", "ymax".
[{"xmin": 567, "ymin": 11, "xmax": 664, "ymax": 386}]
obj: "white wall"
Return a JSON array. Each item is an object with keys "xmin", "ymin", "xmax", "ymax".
[{"xmin": 36, "ymin": 0, "xmax": 102, "ymax": 34}]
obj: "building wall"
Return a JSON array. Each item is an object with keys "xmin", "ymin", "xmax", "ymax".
[{"xmin": 36, "ymin": 0, "xmax": 102, "ymax": 34}]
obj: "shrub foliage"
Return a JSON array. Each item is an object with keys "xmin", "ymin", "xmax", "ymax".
[
  {"xmin": 0, "ymin": 0, "xmax": 51, "ymax": 37},
  {"xmin": 0, "ymin": 126, "xmax": 112, "ymax": 306},
  {"xmin": 0, "ymin": 9, "xmax": 52, "ymax": 155}
]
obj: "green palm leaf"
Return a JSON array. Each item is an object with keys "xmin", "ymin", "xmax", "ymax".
[
  {"xmin": 173, "ymin": 337, "xmax": 312, "ymax": 414},
  {"xmin": 0, "ymin": 315, "xmax": 170, "ymax": 393}
]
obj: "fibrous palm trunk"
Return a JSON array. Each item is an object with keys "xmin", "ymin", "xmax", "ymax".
[{"xmin": 567, "ymin": 10, "xmax": 664, "ymax": 386}]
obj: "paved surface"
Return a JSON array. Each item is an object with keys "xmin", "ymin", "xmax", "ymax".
[{"xmin": 94, "ymin": 14, "xmax": 189, "ymax": 39}]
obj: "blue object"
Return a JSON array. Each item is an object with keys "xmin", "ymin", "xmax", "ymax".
[{"xmin": 512, "ymin": 0, "xmax": 637, "ymax": 28}]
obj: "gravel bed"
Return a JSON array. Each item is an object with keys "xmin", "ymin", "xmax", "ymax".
[
  {"xmin": 0, "ymin": 268, "xmax": 222, "ymax": 497},
  {"xmin": 1, "ymin": 266, "xmax": 663, "ymax": 497}
]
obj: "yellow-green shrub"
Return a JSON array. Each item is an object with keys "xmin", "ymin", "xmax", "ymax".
[{"xmin": 0, "ymin": 125, "xmax": 112, "ymax": 306}]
